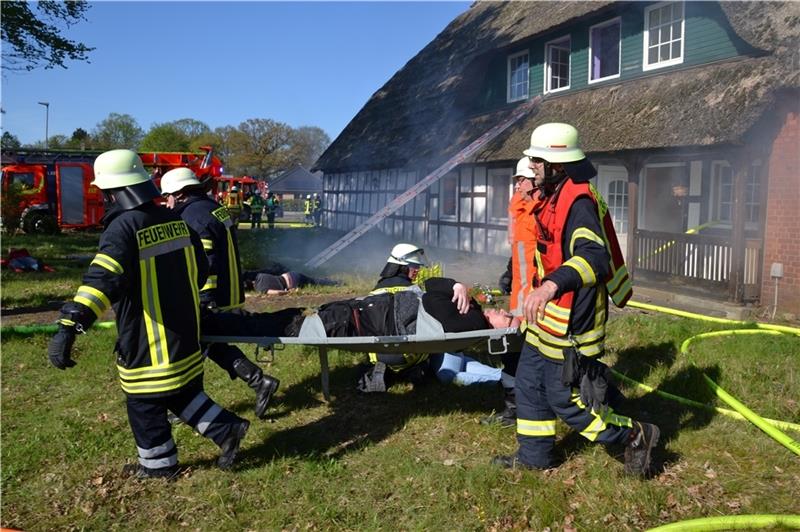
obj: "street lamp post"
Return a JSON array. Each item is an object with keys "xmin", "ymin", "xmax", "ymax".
[{"xmin": 37, "ymin": 101, "xmax": 49, "ymax": 150}]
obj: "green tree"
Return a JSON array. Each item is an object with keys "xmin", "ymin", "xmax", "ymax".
[
  {"xmin": 92, "ymin": 113, "xmax": 144, "ymax": 150},
  {"xmin": 171, "ymin": 118, "xmax": 211, "ymax": 140},
  {"xmin": 1, "ymin": 1, "xmax": 94, "ymax": 71},
  {"xmin": 226, "ymin": 118, "xmax": 296, "ymax": 177},
  {"xmin": 287, "ymin": 126, "xmax": 330, "ymax": 168},
  {"xmin": 1, "ymin": 132, "xmax": 22, "ymax": 150},
  {"xmin": 45, "ymin": 134, "xmax": 69, "ymax": 149},
  {"xmin": 64, "ymin": 127, "xmax": 91, "ymax": 150},
  {"xmin": 139, "ymin": 123, "xmax": 190, "ymax": 152}
]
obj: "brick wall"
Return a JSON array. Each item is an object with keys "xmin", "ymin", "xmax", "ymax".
[{"xmin": 761, "ymin": 99, "xmax": 800, "ymax": 315}]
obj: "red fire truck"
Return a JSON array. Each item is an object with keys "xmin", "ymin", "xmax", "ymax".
[{"xmin": 1, "ymin": 146, "xmax": 223, "ymax": 233}]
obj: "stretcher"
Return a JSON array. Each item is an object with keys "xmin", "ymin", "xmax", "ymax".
[{"xmin": 202, "ymin": 317, "xmax": 522, "ymax": 400}]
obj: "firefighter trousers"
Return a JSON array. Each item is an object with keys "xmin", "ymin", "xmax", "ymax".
[
  {"xmin": 515, "ymin": 343, "xmax": 633, "ymax": 468},
  {"xmin": 126, "ymin": 377, "xmax": 245, "ymax": 471}
]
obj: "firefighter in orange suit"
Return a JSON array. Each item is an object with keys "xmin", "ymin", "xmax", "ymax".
[
  {"xmin": 508, "ymin": 157, "xmax": 541, "ymax": 317},
  {"xmin": 484, "ymin": 158, "xmax": 541, "ymax": 428},
  {"xmin": 492, "ymin": 124, "xmax": 659, "ymax": 477},
  {"xmin": 47, "ymin": 150, "xmax": 249, "ymax": 479}
]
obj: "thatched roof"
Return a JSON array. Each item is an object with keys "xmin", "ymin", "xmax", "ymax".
[{"xmin": 315, "ymin": 1, "xmax": 799, "ymax": 172}]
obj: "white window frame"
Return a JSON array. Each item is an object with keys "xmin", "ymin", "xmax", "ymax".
[
  {"xmin": 588, "ymin": 17, "xmax": 622, "ymax": 84},
  {"xmin": 643, "ymin": 1, "xmax": 685, "ymax": 71},
  {"xmin": 544, "ymin": 35, "xmax": 571, "ymax": 94},
  {"xmin": 606, "ymin": 178, "xmax": 629, "ymax": 234},
  {"xmin": 710, "ymin": 160, "xmax": 733, "ymax": 226},
  {"xmin": 506, "ymin": 50, "xmax": 530, "ymax": 103}
]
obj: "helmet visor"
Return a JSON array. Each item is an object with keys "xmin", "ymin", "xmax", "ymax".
[{"xmin": 391, "ymin": 247, "xmax": 427, "ymax": 266}]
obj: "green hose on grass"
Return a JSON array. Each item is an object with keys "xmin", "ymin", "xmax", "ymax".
[
  {"xmin": 647, "ymin": 514, "xmax": 800, "ymax": 531},
  {"xmin": 624, "ymin": 300, "xmax": 800, "ymax": 456},
  {"xmin": 1, "ymin": 321, "xmax": 116, "ymax": 337}
]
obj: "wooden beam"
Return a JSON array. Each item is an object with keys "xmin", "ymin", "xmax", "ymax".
[
  {"xmin": 728, "ymin": 151, "xmax": 749, "ymax": 303},
  {"xmin": 620, "ymin": 154, "xmax": 644, "ymax": 277}
]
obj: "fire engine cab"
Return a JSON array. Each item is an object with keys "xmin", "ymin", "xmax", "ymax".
[{"xmin": 1, "ymin": 147, "xmax": 223, "ymax": 233}]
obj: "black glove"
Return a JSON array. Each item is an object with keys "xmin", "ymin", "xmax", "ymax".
[
  {"xmin": 48, "ymin": 323, "xmax": 77, "ymax": 370},
  {"xmin": 200, "ymin": 291, "xmax": 217, "ymax": 311}
]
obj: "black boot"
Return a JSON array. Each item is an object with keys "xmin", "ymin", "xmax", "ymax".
[
  {"xmin": 121, "ymin": 463, "xmax": 180, "ymax": 481},
  {"xmin": 481, "ymin": 386, "xmax": 516, "ymax": 427},
  {"xmin": 233, "ymin": 358, "xmax": 279, "ymax": 419},
  {"xmin": 217, "ymin": 419, "xmax": 250, "ymax": 470}
]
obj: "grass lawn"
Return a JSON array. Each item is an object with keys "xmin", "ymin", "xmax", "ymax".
[{"xmin": 2, "ymin": 226, "xmax": 799, "ymax": 530}]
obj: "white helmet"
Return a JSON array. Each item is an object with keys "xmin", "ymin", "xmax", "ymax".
[
  {"xmin": 306, "ymin": 194, "xmax": 311, "ymax": 199},
  {"xmin": 523, "ymin": 123, "xmax": 585, "ymax": 163},
  {"xmin": 92, "ymin": 149, "xmax": 159, "ymax": 210},
  {"xmin": 160, "ymin": 167, "xmax": 201, "ymax": 195},
  {"xmin": 92, "ymin": 149, "xmax": 151, "ymax": 189},
  {"xmin": 387, "ymin": 243, "xmax": 426, "ymax": 266},
  {"xmin": 514, "ymin": 157, "xmax": 535, "ymax": 179},
  {"xmin": 231, "ymin": 186, "xmax": 239, "ymax": 192}
]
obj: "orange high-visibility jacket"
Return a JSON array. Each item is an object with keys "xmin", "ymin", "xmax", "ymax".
[{"xmin": 508, "ymin": 192, "xmax": 540, "ymax": 316}]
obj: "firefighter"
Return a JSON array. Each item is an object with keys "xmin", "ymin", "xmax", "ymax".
[
  {"xmin": 160, "ymin": 168, "xmax": 279, "ymax": 419},
  {"xmin": 492, "ymin": 123, "xmax": 659, "ymax": 476},
  {"xmin": 47, "ymin": 150, "xmax": 249, "ymax": 479},
  {"xmin": 356, "ymin": 243, "xmax": 470, "ymax": 392},
  {"xmin": 225, "ymin": 186, "xmax": 242, "ymax": 229},
  {"xmin": 303, "ymin": 194, "xmax": 313, "ymax": 225},
  {"xmin": 312, "ymin": 193, "xmax": 323, "ymax": 227},
  {"xmin": 248, "ymin": 190, "xmax": 265, "ymax": 230},
  {"xmin": 484, "ymin": 157, "xmax": 539, "ymax": 428}
]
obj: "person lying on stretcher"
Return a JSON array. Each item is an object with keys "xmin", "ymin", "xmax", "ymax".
[{"xmin": 201, "ymin": 277, "xmax": 522, "ymax": 391}]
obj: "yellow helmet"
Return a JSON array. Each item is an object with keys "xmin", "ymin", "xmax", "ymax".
[
  {"xmin": 92, "ymin": 149, "xmax": 151, "ymax": 189},
  {"xmin": 514, "ymin": 157, "xmax": 535, "ymax": 179},
  {"xmin": 523, "ymin": 123, "xmax": 585, "ymax": 163},
  {"xmin": 160, "ymin": 167, "xmax": 201, "ymax": 195}
]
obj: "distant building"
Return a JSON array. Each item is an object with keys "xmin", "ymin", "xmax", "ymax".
[
  {"xmin": 268, "ymin": 166, "xmax": 322, "ymax": 199},
  {"xmin": 314, "ymin": 1, "xmax": 800, "ymax": 312}
]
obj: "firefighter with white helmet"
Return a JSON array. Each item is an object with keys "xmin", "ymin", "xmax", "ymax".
[
  {"xmin": 493, "ymin": 124, "xmax": 659, "ymax": 477},
  {"xmin": 48, "ymin": 150, "xmax": 250, "ymax": 478},
  {"xmin": 160, "ymin": 167, "xmax": 280, "ymax": 420},
  {"xmin": 356, "ymin": 243, "xmax": 470, "ymax": 392}
]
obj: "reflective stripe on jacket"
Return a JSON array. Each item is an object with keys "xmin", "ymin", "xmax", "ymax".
[
  {"xmin": 77, "ymin": 204, "xmax": 208, "ymax": 397},
  {"xmin": 509, "ymin": 192, "xmax": 539, "ymax": 316},
  {"xmin": 527, "ymin": 179, "xmax": 631, "ymax": 360},
  {"xmin": 176, "ymin": 195, "xmax": 244, "ymax": 310}
]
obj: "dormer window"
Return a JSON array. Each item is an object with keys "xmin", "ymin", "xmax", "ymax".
[
  {"xmin": 507, "ymin": 51, "xmax": 529, "ymax": 102},
  {"xmin": 545, "ymin": 36, "xmax": 571, "ymax": 93},
  {"xmin": 643, "ymin": 1, "xmax": 685, "ymax": 70}
]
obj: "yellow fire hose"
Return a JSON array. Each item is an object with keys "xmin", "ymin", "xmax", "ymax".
[
  {"xmin": 647, "ymin": 514, "xmax": 800, "ymax": 531},
  {"xmin": 623, "ymin": 300, "xmax": 800, "ymax": 456}
]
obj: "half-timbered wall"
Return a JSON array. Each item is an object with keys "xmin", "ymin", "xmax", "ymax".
[{"xmin": 322, "ymin": 163, "xmax": 514, "ymax": 257}]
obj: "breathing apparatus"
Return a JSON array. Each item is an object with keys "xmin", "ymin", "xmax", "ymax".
[{"xmin": 93, "ymin": 149, "xmax": 160, "ymax": 211}]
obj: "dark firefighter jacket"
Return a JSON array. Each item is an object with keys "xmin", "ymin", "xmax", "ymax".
[
  {"xmin": 175, "ymin": 194, "xmax": 244, "ymax": 310},
  {"xmin": 68, "ymin": 203, "xmax": 209, "ymax": 397}
]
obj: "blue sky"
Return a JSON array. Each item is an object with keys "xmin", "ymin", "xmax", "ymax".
[{"xmin": 2, "ymin": 1, "xmax": 470, "ymax": 146}]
